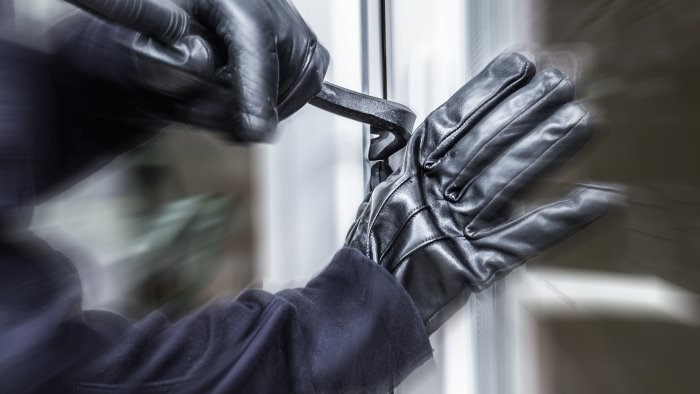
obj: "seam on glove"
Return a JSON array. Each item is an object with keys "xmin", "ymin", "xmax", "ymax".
[
  {"xmin": 366, "ymin": 174, "xmax": 413, "ymax": 257},
  {"xmin": 378, "ymin": 204, "xmax": 430, "ymax": 265},
  {"xmin": 389, "ymin": 235, "xmax": 452, "ymax": 274},
  {"xmin": 424, "ymin": 60, "xmax": 533, "ymax": 170}
]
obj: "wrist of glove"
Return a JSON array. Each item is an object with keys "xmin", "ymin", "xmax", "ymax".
[
  {"xmin": 346, "ymin": 52, "xmax": 621, "ymax": 334},
  {"xmin": 56, "ymin": 0, "xmax": 329, "ymax": 142}
]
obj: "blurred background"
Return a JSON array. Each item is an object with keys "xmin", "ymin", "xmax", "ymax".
[{"xmin": 9, "ymin": 0, "xmax": 700, "ymax": 393}]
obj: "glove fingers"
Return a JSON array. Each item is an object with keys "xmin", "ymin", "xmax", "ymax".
[
  {"xmin": 436, "ymin": 69, "xmax": 574, "ymax": 198},
  {"xmin": 457, "ymin": 102, "xmax": 591, "ymax": 230},
  {"xmin": 417, "ymin": 52, "xmax": 535, "ymax": 170},
  {"xmin": 474, "ymin": 184, "xmax": 621, "ymax": 264},
  {"xmin": 208, "ymin": 0, "xmax": 280, "ymax": 141}
]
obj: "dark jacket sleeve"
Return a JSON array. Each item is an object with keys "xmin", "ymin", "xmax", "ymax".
[
  {"xmin": 0, "ymin": 232, "xmax": 432, "ymax": 393},
  {"xmin": 74, "ymin": 247, "xmax": 432, "ymax": 393}
]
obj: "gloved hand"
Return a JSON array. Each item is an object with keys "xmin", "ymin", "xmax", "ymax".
[
  {"xmin": 346, "ymin": 52, "xmax": 619, "ymax": 334},
  {"xmin": 174, "ymin": 0, "xmax": 329, "ymax": 141},
  {"xmin": 59, "ymin": 0, "xmax": 329, "ymax": 142}
]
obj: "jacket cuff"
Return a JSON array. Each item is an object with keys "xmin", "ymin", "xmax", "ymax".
[{"xmin": 278, "ymin": 247, "xmax": 432, "ymax": 393}]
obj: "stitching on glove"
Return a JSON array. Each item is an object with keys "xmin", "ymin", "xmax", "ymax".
[
  {"xmin": 424, "ymin": 60, "xmax": 532, "ymax": 171},
  {"xmin": 366, "ymin": 174, "xmax": 413, "ymax": 235},
  {"xmin": 389, "ymin": 235, "xmax": 452, "ymax": 274},
  {"xmin": 378, "ymin": 204, "xmax": 430, "ymax": 264}
]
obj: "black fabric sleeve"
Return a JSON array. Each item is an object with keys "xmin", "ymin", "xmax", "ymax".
[
  {"xmin": 72, "ymin": 247, "xmax": 432, "ymax": 393},
  {"xmin": 0, "ymin": 232, "xmax": 432, "ymax": 393}
]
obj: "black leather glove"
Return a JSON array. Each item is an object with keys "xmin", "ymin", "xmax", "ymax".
[
  {"xmin": 60, "ymin": 0, "xmax": 329, "ymax": 142},
  {"xmin": 174, "ymin": 0, "xmax": 329, "ymax": 141},
  {"xmin": 346, "ymin": 52, "xmax": 619, "ymax": 334}
]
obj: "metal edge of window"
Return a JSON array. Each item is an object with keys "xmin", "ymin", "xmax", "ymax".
[{"xmin": 360, "ymin": 0, "xmax": 392, "ymax": 192}]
